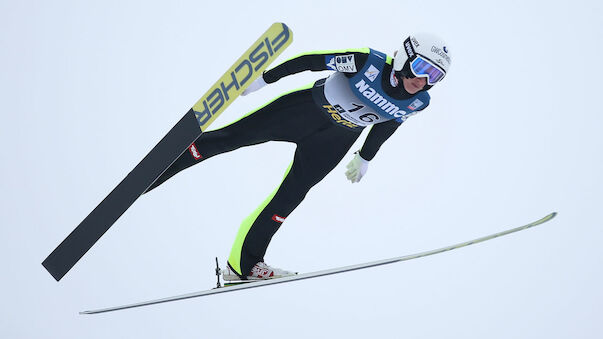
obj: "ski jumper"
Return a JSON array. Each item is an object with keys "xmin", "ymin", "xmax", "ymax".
[{"xmin": 146, "ymin": 48, "xmax": 431, "ymax": 277}]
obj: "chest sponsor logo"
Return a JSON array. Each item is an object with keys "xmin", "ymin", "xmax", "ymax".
[
  {"xmin": 335, "ymin": 54, "xmax": 356, "ymax": 72},
  {"xmin": 407, "ymin": 98, "xmax": 424, "ymax": 111},
  {"xmin": 322, "ymin": 105, "xmax": 361, "ymax": 129},
  {"xmin": 364, "ymin": 65, "xmax": 380, "ymax": 82},
  {"xmin": 188, "ymin": 143, "xmax": 202, "ymax": 160},
  {"xmin": 354, "ymin": 79, "xmax": 412, "ymax": 119}
]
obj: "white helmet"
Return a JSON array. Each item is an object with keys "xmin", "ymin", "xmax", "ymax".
[{"xmin": 393, "ymin": 32, "xmax": 451, "ymax": 87}]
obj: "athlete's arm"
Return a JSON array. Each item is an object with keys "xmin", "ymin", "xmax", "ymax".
[
  {"xmin": 359, "ymin": 102, "xmax": 430, "ymax": 160},
  {"xmin": 263, "ymin": 49, "xmax": 370, "ymax": 83},
  {"xmin": 358, "ymin": 119, "xmax": 402, "ymax": 161}
]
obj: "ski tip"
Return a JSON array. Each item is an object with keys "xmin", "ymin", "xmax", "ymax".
[
  {"xmin": 272, "ymin": 22, "xmax": 293, "ymax": 39},
  {"xmin": 534, "ymin": 211, "xmax": 557, "ymax": 225},
  {"xmin": 530, "ymin": 212, "xmax": 557, "ymax": 227}
]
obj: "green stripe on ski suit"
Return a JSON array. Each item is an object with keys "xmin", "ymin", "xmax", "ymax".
[
  {"xmin": 228, "ymin": 161, "xmax": 294, "ymax": 275},
  {"xmin": 270, "ymin": 47, "xmax": 393, "ymax": 68},
  {"xmin": 211, "ymin": 82, "xmax": 315, "ymax": 131},
  {"xmin": 212, "ymin": 48, "xmax": 391, "ymax": 131},
  {"xmin": 224, "ymin": 49, "xmax": 395, "ymax": 274},
  {"xmin": 224, "ymin": 83, "xmax": 312, "ymax": 275}
]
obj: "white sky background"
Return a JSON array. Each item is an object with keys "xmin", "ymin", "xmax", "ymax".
[{"xmin": 1, "ymin": 0, "xmax": 602, "ymax": 337}]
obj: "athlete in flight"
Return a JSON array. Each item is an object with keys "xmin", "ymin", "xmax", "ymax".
[{"xmin": 145, "ymin": 33, "xmax": 452, "ymax": 281}]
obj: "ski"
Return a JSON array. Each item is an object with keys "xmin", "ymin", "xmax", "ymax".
[
  {"xmin": 80, "ymin": 212, "xmax": 557, "ymax": 314},
  {"xmin": 42, "ymin": 23, "xmax": 294, "ymax": 281}
]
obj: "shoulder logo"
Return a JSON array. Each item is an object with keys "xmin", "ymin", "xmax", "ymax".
[
  {"xmin": 325, "ymin": 56, "xmax": 337, "ymax": 71},
  {"xmin": 364, "ymin": 64, "xmax": 380, "ymax": 82},
  {"xmin": 407, "ymin": 98, "xmax": 424, "ymax": 111},
  {"xmin": 335, "ymin": 54, "xmax": 357, "ymax": 72}
]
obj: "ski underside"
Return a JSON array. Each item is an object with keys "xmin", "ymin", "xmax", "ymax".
[
  {"xmin": 42, "ymin": 23, "xmax": 293, "ymax": 282},
  {"xmin": 81, "ymin": 212, "xmax": 557, "ymax": 315}
]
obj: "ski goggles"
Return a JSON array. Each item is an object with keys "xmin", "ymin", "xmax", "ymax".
[{"xmin": 410, "ymin": 55, "xmax": 446, "ymax": 85}]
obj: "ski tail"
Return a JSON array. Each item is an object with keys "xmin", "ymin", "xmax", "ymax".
[
  {"xmin": 42, "ymin": 110, "xmax": 200, "ymax": 281},
  {"xmin": 42, "ymin": 23, "xmax": 294, "ymax": 281}
]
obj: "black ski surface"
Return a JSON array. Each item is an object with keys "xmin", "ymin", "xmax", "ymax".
[
  {"xmin": 42, "ymin": 110, "xmax": 200, "ymax": 281},
  {"xmin": 42, "ymin": 23, "xmax": 293, "ymax": 281}
]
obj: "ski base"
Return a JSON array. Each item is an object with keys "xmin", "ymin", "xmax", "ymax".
[
  {"xmin": 42, "ymin": 22, "xmax": 293, "ymax": 282},
  {"xmin": 80, "ymin": 212, "xmax": 557, "ymax": 315},
  {"xmin": 223, "ymin": 281, "xmax": 256, "ymax": 287}
]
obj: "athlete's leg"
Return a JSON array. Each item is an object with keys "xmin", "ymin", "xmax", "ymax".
[
  {"xmin": 228, "ymin": 124, "xmax": 361, "ymax": 276},
  {"xmin": 145, "ymin": 86, "xmax": 319, "ymax": 193}
]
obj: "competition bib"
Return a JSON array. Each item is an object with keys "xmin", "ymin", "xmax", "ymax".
[{"xmin": 322, "ymin": 49, "xmax": 430, "ymax": 127}]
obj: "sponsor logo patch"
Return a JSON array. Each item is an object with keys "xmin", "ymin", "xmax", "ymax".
[
  {"xmin": 322, "ymin": 105, "xmax": 361, "ymax": 129},
  {"xmin": 354, "ymin": 79, "xmax": 405, "ymax": 119},
  {"xmin": 364, "ymin": 65, "xmax": 380, "ymax": 82},
  {"xmin": 335, "ymin": 54, "xmax": 356, "ymax": 72},
  {"xmin": 411, "ymin": 36, "xmax": 420, "ymax": 48},
  {"xmin": 405, "ymin": 39, "xmax": 415, "ymax": 58},
  {"xmin": 431, "ymin": 46, "xmax": 451, "ymax": 65},
  {"xmin": 407, "ymin": 98, "xmax": 424, "ymax": 111},
  {"xmin": 272, "ymin": 214, "xmax": 286, "ymax": 223},
  {"xmin": 188, "ymin": 143, "xmax": 202, "ymax": 160}
]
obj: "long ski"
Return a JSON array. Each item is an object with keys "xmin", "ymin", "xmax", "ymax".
[
  {"xmin": 42, "ymin": 23, "xmax": 294, "ymax": 281},
  {"xmin": 80, "ymin": 212, "xmax": 557, "ymax": 314}
]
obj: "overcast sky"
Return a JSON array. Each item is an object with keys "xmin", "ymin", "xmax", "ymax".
[{"xmin": 2, "ymin": 0, "xmax": 602, "ymax": 338}]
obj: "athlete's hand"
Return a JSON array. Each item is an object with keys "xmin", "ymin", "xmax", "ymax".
[
  {"xmin": 345, "ymin": 152, "xmax": 369, "ymax": 183},
  {"xmin": 241, "ymin": 75, "xmax": 267, "ymax": 96}
]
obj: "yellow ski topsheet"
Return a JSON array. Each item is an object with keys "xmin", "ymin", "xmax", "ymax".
[{"xmin": 191, "ymin": 23, "xmax": 293, "ymax": 131}]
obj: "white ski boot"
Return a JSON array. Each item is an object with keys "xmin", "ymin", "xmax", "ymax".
[{"xmin": 223, "ymin": 261, "xmax": 297, "ymax": 281}]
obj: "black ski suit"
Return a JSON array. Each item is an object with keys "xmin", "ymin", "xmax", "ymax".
[{"xmin": 146, "ymin": 48, "xmax": 429, "ymax": 276}]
